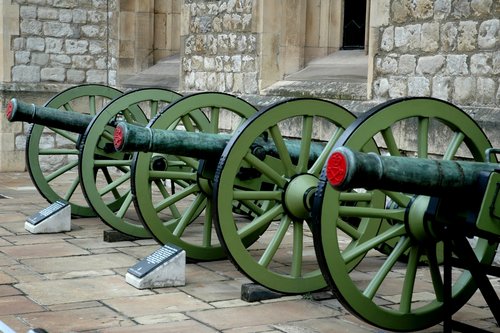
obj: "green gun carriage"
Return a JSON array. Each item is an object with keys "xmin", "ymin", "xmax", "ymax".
[
  {"xmin": 6, "ymin": 85, "xmax": 183, "ymax": 237},
  {"xmin": 312, "ymin": 98, "xmax": 499, "ymax": 332}
]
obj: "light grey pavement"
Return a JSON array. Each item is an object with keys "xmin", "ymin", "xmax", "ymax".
[{"xmin": 0, "ymin": 172, "xmax": 498, "ymax": 333}]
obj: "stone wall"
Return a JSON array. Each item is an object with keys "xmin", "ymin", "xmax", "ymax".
[
  {"xmin": 12, "ymin": 0, "xmax": 116, "ymax": 86},
  {"xmin": 372, "ymin": 0, "xmax": 499, "ymax": 108},
  {"xmin": 180, "ymin": 0, "xmax": 259, "ymax": 94}
]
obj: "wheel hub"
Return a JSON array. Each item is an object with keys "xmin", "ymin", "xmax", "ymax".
[
  {"xmin": 406, "ymin": 195, "xmax": 439, "ymax": 242},
  {"xmin": 283, "ymin": 174, "xmax": 318, "ymax": 220}
]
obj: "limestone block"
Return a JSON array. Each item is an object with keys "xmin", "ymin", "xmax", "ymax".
[
  {"xmin": 391, "ymin": 0, "xmax": 411, "ymax": 24},
  {"xmin": 408, "ymin": 76, "xmax": 430, "ymax": 96},
  {"xmin": 476, "ymin": 77, "xmax": 496, "ymax": 105},
  {"xmin": 26, "ymin": 37, "xmax": 45, "ymax": 51},
  {"xmin": 43, "ymin": 22, "xmax": 75, "ymax": 38},
  {"xmin": 12, "ymin": 65, "xmax": 41, "ymax": 82},
  {"xmin": 59, "ymin": 9, "xmax": 72, "ymax": 23},
  {"xmin": 478, "ymin": 19, "xmax": 499, "ymax": 49},
  {"xmin": 421, "ymin": 23, "xmax": 439, "ymax": 52},
  {"xmin": 72, "ymin": 55, "xmax": 94, "ymax": 69},
  {"xmin": 471, "ymin": 53, "xmax": 492, "ymax": 75},
  {"xmin": 471, "ymin": 0, "xmax": 493, "ymax": 17},
  {"xmin": 416, "ymin": 55, "xmax": 445, "ymax": 75},
  {"xmin": 15, "ymin": 51, "xmax": 30, "ymax": 65},
  {"xmin": 432, "ymin": 76, "xmax": 451, "ymax": 101},
  {"xmin": 381, "ymin": 26, "xmax": 394, "ymax": 52},
  {"xmin": 41, "ymin": 68, "xmax": 65, "ymax": 82},
  {"xmin": 81, "ymin": 25, "xmax": 102, "ymax": 38},
  {"xmin": 20, "ymin": 20, "xmax": 42, "ymax": 35},
  {"xmin": 38, "ymin": 7, "xmax": 59, "ymax": 20},
  {"xmin": 411, "ymin": 0, "xmax": 433, "ymax": 19},
  {"xmin": 453, "ymin": 77, "xmax": 476, "ymax": 104},
  {"xmin": 67, "ymin": 69, "xmax": 85, "ymax": 83},
  {"xmin": 457, "ymin": 21, "xmax": 478, "ymax": 52},
  {"xmin": 388, "ymin": 77, "xmax": 407, "ymax": 98},
  {"xmin": 65, "ymin": 39, "xmax": 88, "ymax": 54},
  {"xmin": 452, "ymin": 0, "xmax": 471, "ymax": 18},
  {"xmin": 45, "ymin": 38, "xmax": 64, "ymax": 54},
  {"xmin": 446, "ymin": 54, "xmax": 468, "ymax": 75},
  {"xmin": 398, "ymin": 55, "xmax": 416, "ymax": 74},
  {"xmin": 376, "ymin": 56, "xmax": 398, "ymax": 74},
  {"xmin": 86, "ymin": 69, "xmax": 107, "ymax": 84},
  {"xmin": 51, "ymin": 54, "xmax": 71, "ymax": 66},
  {"xmin": 493, "ymin": 51, "xmax": 500, "ymax": 74},
  {"xmin": 20, "ymin": 6, "xmax": 37, "ymax": 19},
  {"xmin": 434, "ymin": 0, "xmax": 451, "ymax": 20},
  {"xmin": 32, "ymin": 53, "xmax": 49, "ymax": 66},
  {"xmin": 72, "ymin": 9, "xmax": 87, "ymax": 23},
  {"xmin": 441, "ymin": 22, "xmax": 458, "ymax": 51},
  {"xmin": 373, "ymin": 78, "xmax": 390, "ymax": 98}
]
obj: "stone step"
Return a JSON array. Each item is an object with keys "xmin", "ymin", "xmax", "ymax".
[{"xmin": 262, "ymin": 80, "xmax": 368, "ymax": 100}]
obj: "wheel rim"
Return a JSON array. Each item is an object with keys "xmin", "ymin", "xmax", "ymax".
[
  {"xmin": 313, "ymin": 97, "xmax": 497, "ymax": 331},
  {"xmin": 26, "ymin": 84, "xmax": 123, "ymax": 217},
  {"xmin": 79, "ymin": 88, "xmax": 182, "ymax": 238},
  {"xmin": 213, "ymin": 98, "xmax": 370, "ymax": 294},
  {"xmin": 131, "ymin": 92, "xmax": 257, "ymax": 260}
]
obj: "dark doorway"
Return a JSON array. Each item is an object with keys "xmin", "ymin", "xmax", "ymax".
[{"xmin": 342, "ymin": 0, "xmax": 367, "ymax": 49}]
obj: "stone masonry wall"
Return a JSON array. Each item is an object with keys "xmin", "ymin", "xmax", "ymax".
[
  {"xmin": 12, "ymin": 0, "xmax": 117, "ymax": 86},
  {"xmin": 372, "ymin": 0, "xmax": 499, "ymax": 108},
  {"xmin": 180, "ymin": 0, "xmax": 258, "ymax": 94}
]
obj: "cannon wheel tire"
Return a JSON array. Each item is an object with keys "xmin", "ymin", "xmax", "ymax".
[
  {"xmin": 26, "ymin": 84, "xmax": 123, "ymax": 217},
  {"xmin": 212, "ymin": 98, "xmax": 373, "ymax": 294},
  {"xmin": 78, "ymin": 88, "xmax": 183, "ymax": 238},
  {"xmin": 131, "ymin": 92, "xmax": 257, "ymax": 260},
  {"xmin": 313, "ymin": 97, "xmax": 498, "ymax": 331}
]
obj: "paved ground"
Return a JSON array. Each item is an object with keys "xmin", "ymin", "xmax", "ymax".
[{"xmin": 0, "ymin": 171, "xmax": 498, "ymax": 333}]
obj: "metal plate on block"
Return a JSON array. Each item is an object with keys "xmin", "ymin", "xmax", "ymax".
[
  {"xmin": 127, "ymin": 244, "xmax": 183, "ymax": 278},
  {"xmin": 26, "ymin": 200, "xmax": 69, "ymax": 225}
]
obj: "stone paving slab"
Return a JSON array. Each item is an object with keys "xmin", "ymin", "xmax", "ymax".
[{"xmin": 0, "ymin": 172, "xmax": 498, "ymax": 333}]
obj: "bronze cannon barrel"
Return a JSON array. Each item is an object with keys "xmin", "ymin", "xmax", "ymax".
[
  {"xmin": 6, "ymin": 98, "xmax": 94, "ymax": 133},
  {"xmin": 326, "ymin": 146, "xmax": 499, "ymax": 196},
  {"xmin": 114, "ymin": 122, "xmax": 326, "ymax": 161}
]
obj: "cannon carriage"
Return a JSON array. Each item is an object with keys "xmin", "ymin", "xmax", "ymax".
[{"xmin": 5, "ymin": 87, "xmax": 498, "ymax": 331}]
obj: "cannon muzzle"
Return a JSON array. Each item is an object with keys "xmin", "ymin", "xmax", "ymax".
[
  {"xmin": 114, "ymin": 122, "xmax": 326, "ymax": 162},
  {"xmin": 327, "ymin": 147, "xmax": 499, "ymax": 196},
  {"xmin": 5, "ymin": 98, "xmax": 94, "ymax": 133}
]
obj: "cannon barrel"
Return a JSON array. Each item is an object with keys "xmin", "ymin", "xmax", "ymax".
[
  {"xmin": 114, "ymin": 122, "xmax": 326, "ymax": 161},
  {"xmin": 326, "ymin": 147, "xmax": 499, "ymax": 196},
  {"xmin": 5, "ymin": 98, "xmax": 94, "ymax": 133}
]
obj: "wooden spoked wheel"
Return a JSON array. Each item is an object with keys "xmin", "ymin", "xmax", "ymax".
[
  {"xmin": 78, "ymin": 88, "xmax": 182, "ymax": 238},
  {"xmin": 313, "ymin": 97, "xmax": 498, "ymax": 331},
  {"xmin": 131, "ymin": 92, "xmax": 257, "ymax": 260},
  {"xmin": 212, "ymin": 98, "xmax": 375, "ymax": 294},
  {"xmin": 26, "ymin": 84, "xmax": 123, "ymax": 217}
]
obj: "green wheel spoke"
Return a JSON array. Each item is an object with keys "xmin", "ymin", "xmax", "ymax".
[
  {"xmin": 232, "ymin": 190, "xmax": 281, "ymax": 201},
  {"xmin": 363, "ymin": 236, "xmax": 412, "ymax": 299},
  {"xmin": 417, "ymin": 117, "xmax": 429, "ymax": 158},
  {"xmin": 150, "ymin": 100, "xmax": 159, "ymax": 117},
  {"xmin": 338, "ymin": 191, "xmax": 373, "ymax": 202},
  {"xmin": 62, "ymin": 102, "xmax": 74, "ymax": 112},
  {"xmin": 115, "ymin": 191, "xmax": 133, "ymax": 219},
  {"xmin": 93, "ymin": 159, "xmax": 132, "ymax": 167},
  {"xmin": 244, "ymin": 153, "xmax": 287, "ymax": 188},
  {"xmin": 63, "ymin": 174, "xmax": 80, "ymax": 201},
  {"xmin": 400, "ymin": 245, "xmax": 420, "ymax": 313},
  {"xmin": 98, "ymin": 170, "xmax": 130, "ymax": 197},
  {"xmin": 383, "ymin": 190, "xmax": 412, "ymax": 208},
  {"xmin": 101, "ymin": 129, "xmax": 114, "ymax": 142},
  {"xmin": 202, "ymin": 199, "xmax": 213, "ymax": 247},
  {"xmin": 153, "ymin": 179, "xmax": 181, "ymax": 219},
  {"xmin": 173, "ymin": 194, "xmax": 205, "ymax": 237},
  {"xmin": 176, "ymin": 155, "xmax": 199, "ymax": 169},
  {"xmin": 46, "ymin": 160, "xmax": 78, "ymax": 182},
  {"xmin": 297, "ymin": 116, "xmax": 313, "ymax": 173},
  {"xmin": 89, "ymin": 95, "xmax": 96, "ymax": 115},
  {"xmin": 258, "ymin": 215, "xmax": 291, "ymax": 268},
  {"xmin": 154, "ymin": 183, "xmax": 198, "ymax": 213},
  {"xmin": 39, "ymin": 148, "xmax": 79, "ymax": 155},
  {"xmin": 181, "ymin": 115, "xmax": 196, "ymax": 132},
  {"xmin": 443, "ymin": 132, "xmax": 465, "ymax": 160},
  {"xmin": 291, "ymin": 221, "xmax": 304, "ymax": 278},
  {"xmin": 51, "ymin": 127, "xmax": 78, "ymax": 142},
  {"xmin": 343, "ymin": 224, "xmax": 406, "ymax": 264},
  {"xmin": 381, "ymin": 127, "xmax": 401, "ymax": 156},
  {"xmin": 426, "ymin": 243, "xmax": 444, "ymax": 301},
  {"xmin": 309, "ymin": 127, "xmax": 344, "ymax": 175},
  {"xmin": 237, "ymin": 199, "xmax": 266, "ymax": 216},
  {"xmin": 270, "ymin": 125, "xmax": 295, "ymax": 178},
  {"xmin": 209, "ymin": 107, "xmax": 220, "ymax": 133},
  {"xmin": 337, "ymin": 218, "xmax": 362, "ymax": 240},
  {"xmin": 339, "ymin": 206, "xmax": 406, "ymax": 221},
  {"xmin": 238, "ymin": 204, "xmax": 284, "ymax": 239}
]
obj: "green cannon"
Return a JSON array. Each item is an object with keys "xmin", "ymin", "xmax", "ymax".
[
  {"xmin": 5, "ymin": 86, "xmax": 182, "ymax": 238},
  {"xmin": 312, "ymin": 97, "xmax": 499, "ymax": 332},
  {"xmin": 116, "ymin": 97, "xmax": 360, "ymax": 294}
]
